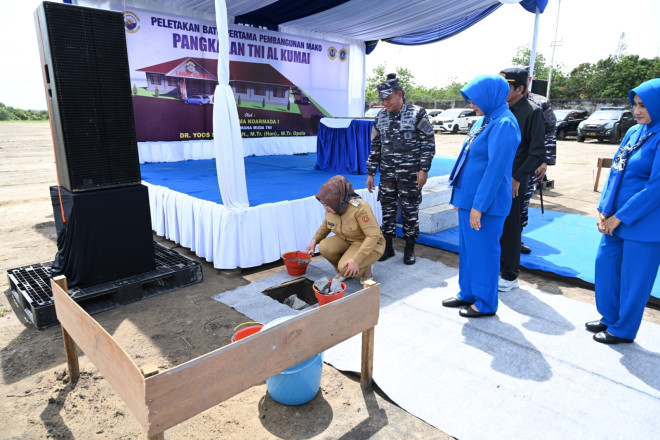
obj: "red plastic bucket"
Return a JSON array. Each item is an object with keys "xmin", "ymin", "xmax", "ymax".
[
  {"xmin": 282, "ymin": 251, "xmax": 311, "ymax": 276},
  {"xmin": 313, "ymin": 280, "xmax": 346, "ymax": 306},
  {"xmin": 231, "ymin": 322, "xmax": 264, "ymax": 343}
]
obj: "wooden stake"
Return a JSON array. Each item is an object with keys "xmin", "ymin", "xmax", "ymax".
[
  {"xmin": 594, "ymin": 157, "xmax": 612, "ymax": 192},
  {"xmin": 53, "ymin": 276, "xmax": 79, "ymax": 382}
]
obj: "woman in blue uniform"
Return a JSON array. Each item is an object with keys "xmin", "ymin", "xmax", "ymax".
[
  {"xmin": 442, "ymin": 74, "xmax": 521, "ymax": 317},
  {"xmin": 588, "ymin": 78, "xmax": 660, "ymax": 344}
]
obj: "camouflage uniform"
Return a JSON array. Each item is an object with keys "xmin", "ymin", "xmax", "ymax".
[
  {"xmin": 366, "ymin": 104, "xmax": 435, "ymax": 239},
  {"xmin": 522, "ymin": 95, "xmax": 557, "ymax": 229}
]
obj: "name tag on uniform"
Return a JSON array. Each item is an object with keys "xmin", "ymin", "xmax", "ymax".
[{"xmin": 327, "ymin": 222, "xmax": 335, "ymax": 226}]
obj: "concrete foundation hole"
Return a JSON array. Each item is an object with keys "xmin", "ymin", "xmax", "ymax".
[{"xmin": 262, "ymin": 277, "xmax": 317, "ymax": 310}]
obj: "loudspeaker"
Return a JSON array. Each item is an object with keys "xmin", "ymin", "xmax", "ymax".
[
  {"xmin": 35, "ymin": 2, "xmax": 141, "ymax": 192},
  {"xmin": 50, "ymin": 184, "xmax": 156, "ymax": 288},
  {"xmin": 531, "ymin": 79, "xmax": 548, "ymax": 98}
]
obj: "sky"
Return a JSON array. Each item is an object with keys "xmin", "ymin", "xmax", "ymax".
[
  {"xmin": 2, "ymin": 0, "xmax": 659, "ymax": 111},
  {"xmin": 365, "ymin": 0, "xmax": 660, "ymax": 90}
]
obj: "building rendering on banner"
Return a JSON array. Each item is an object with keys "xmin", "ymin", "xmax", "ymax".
[
  {"xmin": 137, "ymin": 58, "xmax": 298, "ymax": 107},
  {"xmin": 137, "ymin": 57, "xmax": 218, "ymax": 99},
  {"xmin": 229, "ymin": 61, "xmax": 295, "ymax": 107}
]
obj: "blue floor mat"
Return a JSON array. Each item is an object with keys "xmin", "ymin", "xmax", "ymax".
[
  {"xmin": 140, "ymin": 154, "xmax": 457, "ymax": 206},
  {"xmin": 410, "ymin": 208, "xmax": 660, "ymax": 299}
]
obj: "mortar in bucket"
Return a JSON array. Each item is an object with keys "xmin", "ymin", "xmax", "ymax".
[
  {"xmin": 281, "ymin": 251, "xmax": 311, "ymax": 276},
  {"xmin": 263, "ymin": 316, "xmax": 323, "ymax": 405},
  {"xmin": 230, "ymin": 322, "xmax": 264, "ymax": 343}
]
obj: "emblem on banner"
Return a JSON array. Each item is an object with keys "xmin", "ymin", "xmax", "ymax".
[
  {"xmin": 339, "ymin": 48, "xmax": 348, "ymax": 62},
  {"xmin": 124, "ymin": 11, "xmax": 140, "ymax": 33},
  {"xmin": 327, "ymin": 46, "xmax": 337, "ymax": 60},
  {"xmin": 186, "ymin": 61, "xmax": 197, "ymax": 73}
]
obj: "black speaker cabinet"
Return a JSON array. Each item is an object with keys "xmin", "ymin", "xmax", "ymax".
[
  {"xmin": 35, "ymin": 2, "xmax": 141, "ymax": 192},
  {"xmin": 531, "ymin": 79, "xmax": 548, "ymax": 98},
  {"xmin": 50, "ymin": 184, "xmax": 156, "ymax": 288}
]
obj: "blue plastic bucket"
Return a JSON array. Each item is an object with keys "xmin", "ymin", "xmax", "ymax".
[
  {"xmin": 266, "ymin": 352, "xmax": 324, "ymax": 405},
  {"xmin": 263, "ymin": 316, "xmax": 324, "ymax": 405}
]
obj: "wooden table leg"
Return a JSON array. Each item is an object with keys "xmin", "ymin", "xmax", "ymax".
[{"xmin": 361, "ymin": 327, "xmax": 375, "ymax": 389}]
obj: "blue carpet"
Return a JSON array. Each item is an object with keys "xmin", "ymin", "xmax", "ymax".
[
  {"xmin": 411, "ymin": 208, "xmax": 660, "ymax": 298},
  {"xmin": 140, "ymin": 154, "xmax": 457, "ymax": 206},
  {"xmin": 141, "ymin": 154, "xmax": 659, "ymax": 298}
]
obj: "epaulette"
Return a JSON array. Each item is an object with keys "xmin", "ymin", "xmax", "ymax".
[{"xmin": 349, "ymin": 198, "xmax": 361, "ymax": 207}]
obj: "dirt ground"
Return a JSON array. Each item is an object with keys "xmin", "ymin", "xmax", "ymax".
[{"xmin": 1, "ymin": 122, "xmax": 659, "ymax": 440}]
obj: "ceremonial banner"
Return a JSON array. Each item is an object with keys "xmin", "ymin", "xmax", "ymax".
[{"xmin": 124, "ymin": 9, "xmax": 351, "ymax": 142}]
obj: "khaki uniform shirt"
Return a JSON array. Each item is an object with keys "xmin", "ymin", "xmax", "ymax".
[{"xmin": 312, "ymin": 199, "xmax": 385, "ymax": 265}]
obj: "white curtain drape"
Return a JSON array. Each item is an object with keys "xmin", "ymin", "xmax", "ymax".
[{"xmin": 213, "ymin": 0, "xmax": 249, "ymax": 208}]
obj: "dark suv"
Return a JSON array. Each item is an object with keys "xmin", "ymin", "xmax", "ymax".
[
  {"xmin": 554, "ymin": 109, "xmax": 588, "ymax": 140},
  {"xmin": 577, "ymin": 107, "xmax": 635, "ymax": 143}
]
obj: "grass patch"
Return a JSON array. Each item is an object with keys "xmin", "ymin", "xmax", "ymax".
[
  {"xmin": 132, "ymin": 87, "xmax": 180, "ymax": 101},
  {"xmin": 238, "ymin": 101, "xmax": 301, "ymax": 115}
]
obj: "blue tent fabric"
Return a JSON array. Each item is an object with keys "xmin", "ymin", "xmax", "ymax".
[
  {"xmin": 386, "ymin": 3, "xmax": 502, "ymax": 46},
  {"xmin": 519, "ymin": 0, "xmax": 548, "ymax": 14},
  {"xmin": 367, "ymin": 0, "xmax": 548, "ymax": 50},
  {"xmin": 315, "ymin": 119, "xmax": 373, "ymax": 174},
  {"xmin": 234, "ymin": 0, "xmax": 350, "ymax": 30}
]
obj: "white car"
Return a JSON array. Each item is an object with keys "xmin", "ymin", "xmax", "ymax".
[
  {"xmin": 427, "ymin": 109, "xmax": 444, "ymax": 124},
  {"xmin": 364, "ymin": 106, "xmax": 384, "ymax": 118},
  {"xmin": 433, "ymin": 108, "xmax": 479, "ymax": 134}
]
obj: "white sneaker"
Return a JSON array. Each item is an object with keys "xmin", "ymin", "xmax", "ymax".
[{"xmin": 498, "ymin": 277, "xmax": 519, "ymax": 292}]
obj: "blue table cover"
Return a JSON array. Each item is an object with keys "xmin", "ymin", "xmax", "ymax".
[{"xmin": 315, "ymin": 119, "xmax": 374, "ymax": 174}]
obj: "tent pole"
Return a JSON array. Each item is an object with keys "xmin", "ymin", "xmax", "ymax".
[
  {"xmin": 547, "ymin": 0, "xmax": 562, "ymax": 99},
  {"xmin": 528, "ymin": 6, "xmax": 541, "ymax": 93}
]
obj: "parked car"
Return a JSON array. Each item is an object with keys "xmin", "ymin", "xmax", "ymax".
[
  {"xmin": 427, "ymin": 109, "xmax": 444, "ymax": 123},
  {"xmin": 364, "ymin": 106, "xmax": 384, "ymax": 118},
  {"xmin": 554, "ymin": 109, "xmax": 588, "ymax": 140},
  {"xmin": 298, "ymin": 96, "xmax": 310, "ymax": 105},
  {"xmin": 433, "ymin": 108, "xmax": 479, "ymax": 134},
  {"xmin": 577, "ymin": 107, "xmax": 635, "ymax": 143},
  {"xmin": 183, "ymin": 94, "xmax": 210, "ymax": 105}
]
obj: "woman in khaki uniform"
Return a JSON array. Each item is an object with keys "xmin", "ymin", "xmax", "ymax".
[{"xmin": 306, "ymin": 176, "xmax": 385, "ymax": 284}]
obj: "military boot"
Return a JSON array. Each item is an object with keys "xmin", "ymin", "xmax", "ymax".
[
  {"xmin": 403, "ymin": 238, "xmax": 416, "ymax": 265},
  {"xmin": 379, "ymin": 236, "xmax": 395, "ymax": 261}
]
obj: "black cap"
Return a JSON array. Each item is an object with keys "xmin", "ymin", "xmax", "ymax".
[
  {"xmin": 500, "ymin": 67, "xmax": 529, "ymax": 88},
  {"xmin": 377, "ymin": 73, "xmax": 401, "ymax": 98}
]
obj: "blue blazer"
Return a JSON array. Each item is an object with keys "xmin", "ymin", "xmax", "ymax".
[
  {"xmin": 600, "ymin": 78, "xmax": 660, "ymax": 242},
  {"xmin": 604, "ymin": 124, "xmax": 660, "ymax": 242},
  {"xmin": 450, "ymin": 112, "xmax": 520, "ymax": 216}
]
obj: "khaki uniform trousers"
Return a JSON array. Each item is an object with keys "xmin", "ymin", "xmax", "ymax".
[{"xmin": 319, "ymin": 235, "xmax": 383, "ymax": 278}]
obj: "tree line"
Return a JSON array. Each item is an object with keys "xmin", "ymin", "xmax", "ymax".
[
  {"xmin": 0, "ymin": 102, "xmax": 49, "ymax": 121},
  {"xmin": 366, "ymin": 42, "xmax": 660, "ymax": 103}
]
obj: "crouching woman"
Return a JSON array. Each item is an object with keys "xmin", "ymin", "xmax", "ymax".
[{"xmin": 307, "ymin": 176, "xmax": 385, "ymax": 284}]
